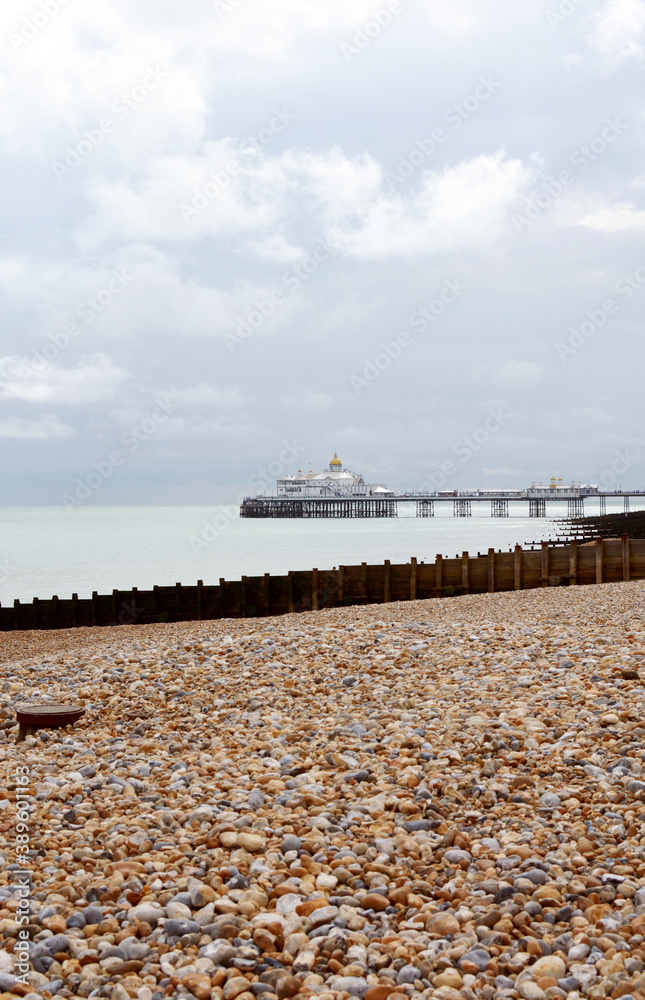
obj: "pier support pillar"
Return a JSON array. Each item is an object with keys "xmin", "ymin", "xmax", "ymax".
[
  {"xmin": 491, "ymin": 499, "xmax": 509, "ymax": 518},
  {"xmin": 416, "ymin": 500, "xmax": 435, "ymax": 517},
  {"xmin": 529, "ymin": 499, "xmax": 547, "ymax": 517},
  {"xmin": 625, "ymin": 496, "xmax": 630, "ymax": 513},
  {"xmin": 453, "ymin": 499, "xmax": 472, "ymax": 517},
  {"xmin": 568, "ymin": 498, "xmax": 584, "ymax": 518},
  {"xmin": 600, "ymin": 495, "xmax": 607, "ymax": 516}
]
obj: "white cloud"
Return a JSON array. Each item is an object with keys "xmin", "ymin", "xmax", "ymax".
[
  {"xmin": 78, "ymin": 147, "xmax": 533, "ymax": 260},
  {"xmin": 586, "ymin": 0, "xmax": 645, "ymax": 64},
  {"xmin": 575, "ymin": 203, "xmax": 645, "ymax": 232},
  {"xmin": 327, "ymin": 152, "xmax": 533, "ymax": 257},
  {"xmin": 0, "ymin": 414, "xmax": 75, "ymax": 439},
  {"xmin": 0, "ymin": 353, "xmax": 128, "ymax": 404},
  {"xmin": 495, "ymin": 361, "xmax": 545, "ymax": 385},
  {"xmin": 78, "ymin": 141, "xmax": 290, "ymax": 247}
]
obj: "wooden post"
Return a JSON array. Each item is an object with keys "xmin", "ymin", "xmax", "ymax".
[
  {"xmin": 338, "ymin": 566, "xmax": 345, "ymax": 603},
  {"xmin": 622, "ymin": 534, "xmax": 631, "ymax": 582},
  {"xmin": 72, "ymin": 593, "xmax": 79, "ymax": 627},
  {"xmin": 263, "ymin": 573, "xmax": 271, "ymax": 614},
  {"xmin": 176, "ymin": 583, "xmax": 182, "ymax": 620},
  {"xmin": 569, "ymin": 541, "xmax": 578, "ymax": 586},
  {"xmin": 461, "ymin": 552, "xmax": 470, "ymax": 593},
  {"xmin": 287, "ymin": 572, "xmax": 294, "ymax": 614},
  {"xmin": 312, "ymin": 569, "xmax": 319, "ymax": 611},
  {"xmin": 219, "ymin": 578, "xmax": 226, "ymax": 618},
  {"xmin": 112, "ymin": 590, "xmax": 120, "ymax": 623},
  {"xmin": 541, "ymin": 542, "xmax": 549, "ymax": 587},
  {"xmin": 241, "ymin": 576, "xmax": 249, "ymax": 617},
  {"xmin": 435, "ymin": 554, "xmax": 443, "ymax": 597},
  {"xmin": 13, "ymin": 599, "xmax": 20, "ymax": 631},
  {"xmin": 384, "ymin": 560, "xmax": 391, "ymax": 604},
  {"xmin": 197, "ymin": 580, "xmax": 203, "ymax": 621},
  {"xmin": 52, "ymin": 595, "xmax": 60, "ymax": 629},
  {"xmin": 488, "ymin": 548, "xmax": 496, "ymax": 593},
  {"xmin": 596, "ymin": 538, "xmax": 604, "ymax": 584},
  {"xmin": 92, "ymin": 591, "xmax": 99, "ymax": 626},
  {"xmin": 33, "ymin": 597, "xmax": 39, "ymax": 630},
  {"xmin": 360, "ymin": 562, "xmax": 367, "ymax": 601},
  {"xmin": 410, "ymin": 557, "xmax": 417, "ymax": 601},
  {"xmin": 514, "ymin": 545, "xmax": 522, "ymax": 590}
]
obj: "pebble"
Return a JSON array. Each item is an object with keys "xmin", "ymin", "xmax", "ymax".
[{"xmin": 3, "ymin": 582, "xmax": 645, "ymax": 1000}]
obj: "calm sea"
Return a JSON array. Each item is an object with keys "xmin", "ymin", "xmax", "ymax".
[{"xmin": 0, "ymin": 500, "xmax": 637, "ymax": 604}]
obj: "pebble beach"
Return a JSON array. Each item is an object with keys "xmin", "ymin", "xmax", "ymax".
[{"xmin": 3, "ymin": 582, "xmax": 645, "ymax": 1000}]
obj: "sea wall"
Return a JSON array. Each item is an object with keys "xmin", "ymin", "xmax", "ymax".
[{"xmin": 1, "ymin": 536, "xmax": 640, "ymax": 631}]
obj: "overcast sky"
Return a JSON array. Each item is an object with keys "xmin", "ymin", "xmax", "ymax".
[{"xmin": 1, "ymin": 0, "xmax": 644, "ymax": 503}]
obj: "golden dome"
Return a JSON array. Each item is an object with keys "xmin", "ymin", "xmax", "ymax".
[{"xmin": 329, "ymin": 451, "xmax": 342, "ymax": 467}]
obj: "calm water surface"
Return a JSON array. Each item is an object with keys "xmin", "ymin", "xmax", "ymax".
[{"xmin": 0, "ymin": 500, "xmax": 637, "ymax": 603}]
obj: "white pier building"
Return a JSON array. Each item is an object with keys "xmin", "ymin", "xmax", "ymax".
[{"xmin": 276, "ymin": 453, "xmax": 392, "ymax": 498}]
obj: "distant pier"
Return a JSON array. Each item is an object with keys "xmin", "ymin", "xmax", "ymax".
[{"xmin": 240, "ymin": 490, "xmax": 645, "ymax": 519}]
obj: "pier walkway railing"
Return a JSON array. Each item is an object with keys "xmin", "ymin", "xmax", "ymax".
[{"xmin": 0, "ymin": 536, "xmax": 641, "ymax": 631}]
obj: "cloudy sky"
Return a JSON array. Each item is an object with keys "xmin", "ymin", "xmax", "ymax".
[{"xmin": 1, "ymin": 0, "xmax": 644, "ymax": 503}]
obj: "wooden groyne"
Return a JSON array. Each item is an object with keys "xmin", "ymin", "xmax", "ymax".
[
  {"xmin": 0, "ymin": 535, "xmax": 641, "ymax": 632},
  {"xmin": 558, "ymin": 510, "xmax": 645, "ymax": 543}
]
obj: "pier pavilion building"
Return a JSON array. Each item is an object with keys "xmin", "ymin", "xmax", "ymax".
[{"xmin": 276, "ymin": 453, "xmax": 392, "ymax": 498}]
